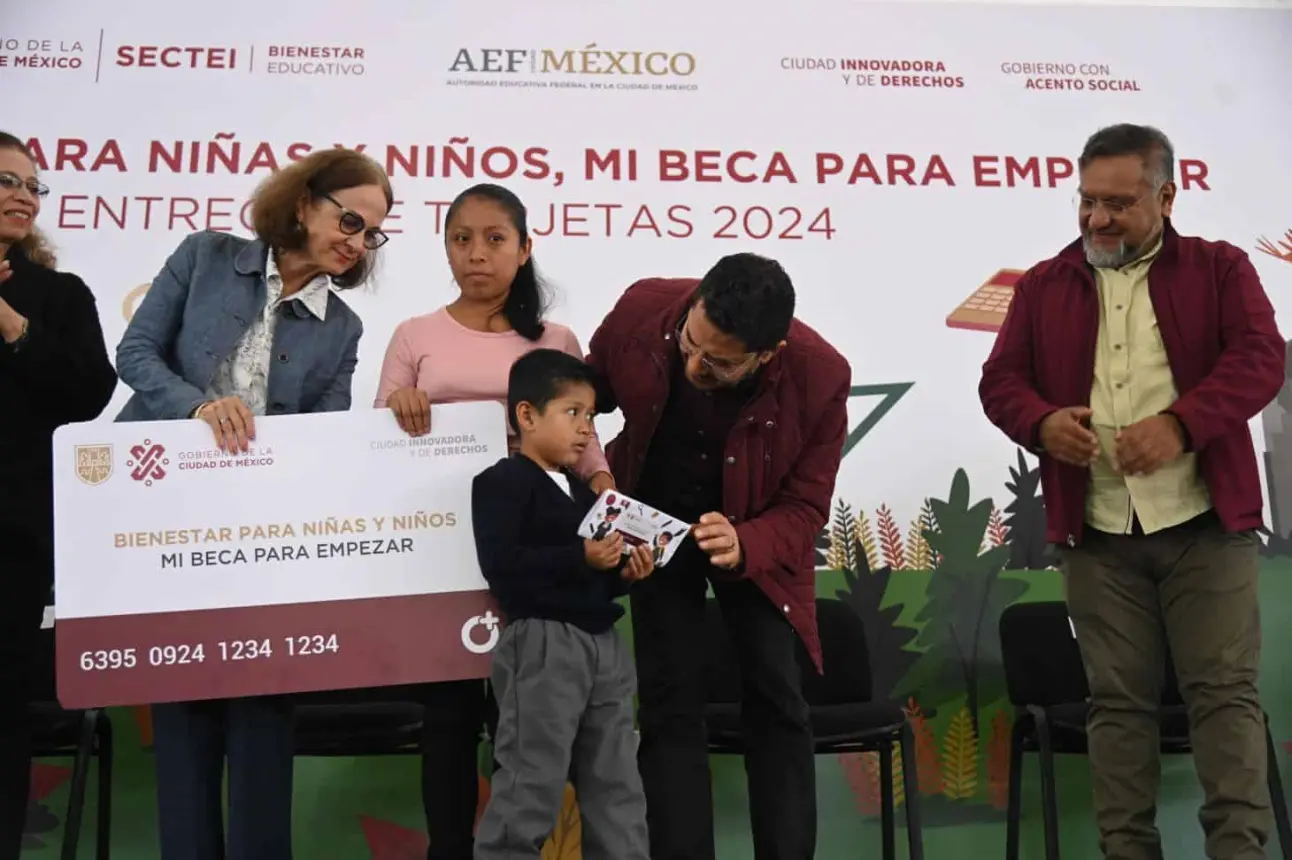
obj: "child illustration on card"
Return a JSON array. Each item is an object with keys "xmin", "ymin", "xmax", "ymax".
[
  {"xmin": 652, "ymin": 531, "xmax": 672, "ymax": 564},
  {"xmin": 652, "ymin": 527, "xmax": 688, "ymax": 565},
  {"xmin": 593, "ymin": 505, "xmax": 622, "ymax": 540}
]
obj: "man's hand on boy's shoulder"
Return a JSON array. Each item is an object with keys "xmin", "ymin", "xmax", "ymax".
[
  {"xmin": 621, "ymin": 544, "xmax": 654, "ymax": 582},
  {"xmin": 584, "ymin": 533, "xmax": 624, "ymax": 570}
]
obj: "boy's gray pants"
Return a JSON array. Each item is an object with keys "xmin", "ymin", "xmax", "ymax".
[{"xmin": 475, "ymin": 618, "xmax": 649, "ymax": 860}]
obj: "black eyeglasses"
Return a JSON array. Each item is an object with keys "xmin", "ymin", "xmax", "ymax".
[
  {"xmin": 324, "ymin": 194, "xmax": 388, "ymax": 250},
  {"xmin": 674, "ymin": 315, "xmax": 758, "ymax": 381},
  {"xmin": 0, "ymin": 172, "xmax": 49, "ymax": 199}
]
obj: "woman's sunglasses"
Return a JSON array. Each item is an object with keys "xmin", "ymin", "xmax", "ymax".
[{"xmin": 323, "ymin": 194, "xmax": 388, "ymax": 250}]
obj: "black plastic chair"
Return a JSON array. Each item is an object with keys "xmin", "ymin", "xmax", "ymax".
[
  {"xmin": 999, "ymin": 600, "xmax": 1292, "ymax": 860},
  {"xmin": 30, "ymin": 626, "xmax": 113, "ymax": 860},
  {"xmin": 702, "ymin": 597, "xmax": 924, "ymax": 860},
  {"xmin": 293, "ymin": 681, "xmax": 499, "ymax": 761},
  {"xmin": 292, "ymin": 687, "xmax": 426, "ymax": 757}
]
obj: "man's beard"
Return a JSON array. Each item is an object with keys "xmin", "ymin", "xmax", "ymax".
[{"xmin": 1083, "ymin": 234, "xmax": 1139, "ymax": 268}]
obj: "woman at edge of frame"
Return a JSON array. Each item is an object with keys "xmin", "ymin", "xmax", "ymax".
[{"xmin": 0, "ymin": 130, "xmax": 118, "ymax": 860}]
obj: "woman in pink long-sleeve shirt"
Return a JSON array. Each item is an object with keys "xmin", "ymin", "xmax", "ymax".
[{"xmin": 373, "ymin": 183, "xmax": 613, "ymax": 860}]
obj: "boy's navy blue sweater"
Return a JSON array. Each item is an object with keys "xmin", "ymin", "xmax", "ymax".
[{"xmin": 470, "ymin": 453, "xmax": 629, "ymax": 634}]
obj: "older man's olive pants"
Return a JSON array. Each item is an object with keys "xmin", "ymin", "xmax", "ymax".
[{"xmin": 1061, "ymin": 512, "xmax": 1272, "ymax": 860}]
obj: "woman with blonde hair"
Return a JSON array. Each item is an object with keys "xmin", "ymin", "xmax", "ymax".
[
  {"xmin": 115, "ymin": 147, "xmax": 393, "ymax": 860},
  {"xmin": 0, "ymin": 131, "xmax": 117, "ymax": 860}
]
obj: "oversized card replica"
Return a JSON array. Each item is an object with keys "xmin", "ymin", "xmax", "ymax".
[
  {"xmin": 577, "ymin": 490, "xmax": 691, "ymax": 567},
  {"xmin": 53, "ymin": 403, "xmax": 508, "ymax": 709}
]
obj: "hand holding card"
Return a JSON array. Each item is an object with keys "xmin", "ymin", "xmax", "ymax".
[
  {"xmin": 584, "ymin": 533, "xmax": 625, "ymax": 570},
  {"xmin": 622, "ymin": 544, "xmax": 655, "ymax": 581},
  {"xmin": 577, "ymin": 490, "xmax": 691, "ymax": 568}
]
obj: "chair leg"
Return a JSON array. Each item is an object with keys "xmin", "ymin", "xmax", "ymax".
[
  {"xmin": 1030, "ymin": 706, "xmax": 1061, "ymax": 860},
  {"xmin": 60, "ymin": 709, "xmax": 98, "ymax": 860},
  {"xmin": 95, "ymin": 712, "xmax": 114, "ymax": 860},
  {"xmin": 879, "ymin": 741, "xmax": 896, "ymax": 860},
  {"xmin": 1264, "ymin": 714, "xmax": 1292, "ymax": 860},
  {"xmin": 1005, "ymin": 716, "xmax": 1028, "ymax": 860},
  {"xmin": 898, "ymin": 720, "xmax": 925, "ymax": 860}
]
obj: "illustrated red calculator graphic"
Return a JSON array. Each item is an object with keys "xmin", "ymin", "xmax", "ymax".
[{"xmin": 945, "ymin": 269, "xmax": 1026, "ymax": 334}]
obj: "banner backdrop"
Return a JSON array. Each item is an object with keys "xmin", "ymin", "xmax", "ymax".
[{"xmin": 6, "ymin": 1, "xmax": 1292, "ymax": 857}]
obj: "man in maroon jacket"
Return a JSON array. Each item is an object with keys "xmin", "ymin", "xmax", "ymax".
[
  {"xmin": 980, "ymin": 123, "xmax": 1285, "ymax": 860},
  {"xmin": 588, "ymin": 253, "xmax": 851, "ymax": 860}
]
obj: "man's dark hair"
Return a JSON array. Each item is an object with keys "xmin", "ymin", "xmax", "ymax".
[
  {"xmin": 1079, "ymin": 123, "xmax": 1175, "ymax": 189},
  {"xmin": 506, "ymin": 348, "xmax": 600, "ymax": 433},
  {"xmin": 694, "ymin": 253, "xmax": 796, "ymax": 352}
]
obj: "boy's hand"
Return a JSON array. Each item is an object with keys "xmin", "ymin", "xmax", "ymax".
[
  {"xmin": 584, "ymin": 534, "xmax": 623, "ymax": 570},
  {"xmin": 621, "ymin": 544, "xmax": 655, "ymax": 582}
]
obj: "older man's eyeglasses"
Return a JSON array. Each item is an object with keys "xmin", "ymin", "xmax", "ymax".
[
  {"xmin": 1073, "ymin": 191, "xmax": 1150, "ymax": 218},
  {"xmin": 324, "ymin": 194, "xmax": 389, "ymax": 250},
  {"xmin": 0, "ymin": 172, "xmax": 50, "ymax": 199}
]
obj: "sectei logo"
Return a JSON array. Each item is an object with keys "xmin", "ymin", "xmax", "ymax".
[{"xmin": 127, "ymin": 440, "xmax": 169, "ymax": 486}]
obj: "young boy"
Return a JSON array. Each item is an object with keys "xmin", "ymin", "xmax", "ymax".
[{"xmin": 470, "ymin": 348, "xmax": 653, "ymax": 860}]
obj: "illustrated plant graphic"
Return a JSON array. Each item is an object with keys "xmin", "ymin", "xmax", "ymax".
[
  {"xmin": 940, "ymin": 706, "xmax": 979, "ymax": 800},
  {"xmin": 541, "ymin": 786, "xmax": 582, "ymax": 860},
  {"xmin": 828, "ymin": 500, "xmax": 920, "ymax": 701},
  {"xmin": 904, "ymin": 469, "xmax": 1026, "ymax": 737},
  {"xmin": 1002, "ymin": 448, "xmax": 1053, "ymax": 570},
  {"xmin": 906, "ymin": 699, "xmax": 944, "ymax": 798},
  {"xmin": 1256, "ymin": 228, "xmax": 1292, "ymax": 263},
  {"xmin": 363, "ymin": 781, "xmax": 579, "ymax": 860},
  {"xmin": 985, "ymin": 709, "xmax": 1013, "ymax": 809}
]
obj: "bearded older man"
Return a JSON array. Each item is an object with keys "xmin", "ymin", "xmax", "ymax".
[{"xmin": 979, "ymin": 123, "xmax": 1285, "ymax": 860}]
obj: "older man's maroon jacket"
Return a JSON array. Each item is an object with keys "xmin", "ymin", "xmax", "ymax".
[
  {"xmin": 587, "ymin": 278, "xmax": 852, "ymax": 670},
  {"xmin": 979, "ymin": 219, "xmax": 1285, "ymax": 547}
]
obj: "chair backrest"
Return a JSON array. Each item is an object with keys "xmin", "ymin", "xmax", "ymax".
[
  {"xmin": 999, "ymin": 600, "xmax": 1089, "ymax": 706},
  {"xmin": 703, "ymin": 597, "xmax": 874, "ymax": 707},
  {"xmin": 808, "ymin": 597, "xmax": 875, "ymax": 705},
  {"xmin": 999, "ymin": 600, "xmax": 1186, "ymax": 708}
]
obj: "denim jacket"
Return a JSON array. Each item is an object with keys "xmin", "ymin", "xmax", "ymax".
[{"xmin": 115, "ymin": 230, "xmax": 363, "ymax": 422}]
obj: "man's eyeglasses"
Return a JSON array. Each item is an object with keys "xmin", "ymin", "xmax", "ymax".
[
  {"xmin": 674, "ymin": 317, "xmax": 758, "ymax": 381},
  {"xmin": 0, "ymin": 172, "xmax": 49, "ymax": 199},
  {"xmin": 324, "ymin": 194, "xmax": 388, "ymax": 250},
  {"xmin": 1073, "ymin": 191, "xmax": 1150, "ymax": 218}
]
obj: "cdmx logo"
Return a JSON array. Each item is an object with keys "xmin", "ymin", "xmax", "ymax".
[
  {"xmin": 127, "ymin": 440, "xmax": 169, "ymax": 486},
  {"xmin": 460, "ymin": 610, "xmax": 502, "ymax": 655}
]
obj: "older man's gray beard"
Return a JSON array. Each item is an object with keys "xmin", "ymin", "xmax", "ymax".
[{"xmin": 1083, "ymin": 234, "xmax": 1142, "ymax": 269}]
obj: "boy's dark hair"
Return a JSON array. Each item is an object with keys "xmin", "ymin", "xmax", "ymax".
[
  {"xmin": 506, "ymin": 348, "xmax": 600, "ymax": 433},
  {"xmin": 445, "ymin": 183, "xmax": 550, "ymax": 341},
  {"xmin": 1079, "ymin": 123, "xmax": 1175, "ymax": 189},
  {"xmin": 694, "ymin": 253, "xmax": 796, "ymax": 352}
]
